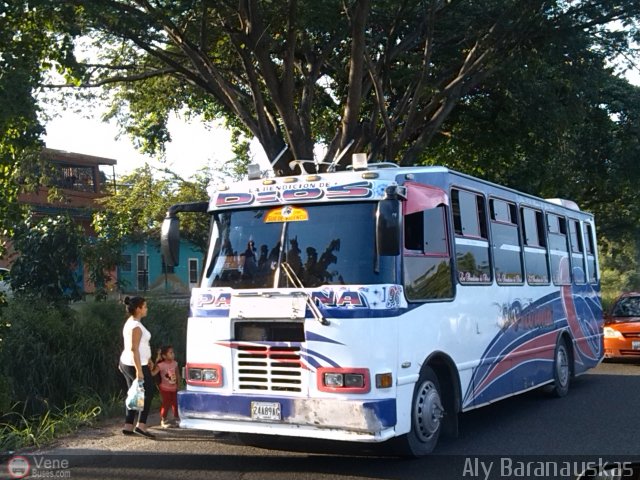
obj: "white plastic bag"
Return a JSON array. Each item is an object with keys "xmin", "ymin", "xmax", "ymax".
[{"xmin": 125, "ymin": 380, "xmax": 145, "ymax": 411}]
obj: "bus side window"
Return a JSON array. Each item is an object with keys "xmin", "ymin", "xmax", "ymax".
[
  {"xmin": 569, "ymin": 219, "xmax": 586, "ymax": 284},
  {"xmin": 404, "ymin": 211, "xmax": 424, "ymax": 251},
  {"xmin": 521, "ymin": 207, "xmax": 550, "ymax": 285},
  {"xmin": 452, "ymin": 188, "xmax": 491, "ymax": 284},
  {"xmin": 547, "ymin": 213, "xmax": 571, "ymax": 285},
  {"xmin": 423, "ymin": 208, "xmax": 448, "ymax": 254},
  {"xmin": 489, "ymin": 199, "xmax": 523, "ymax": 285},
  {"xmin": 403, "ymin": 205, "xmax": 453, "ymax": 301},
  {"xmin": 583, "ymin": 223, "xmax": 598, "ymax": 284}
]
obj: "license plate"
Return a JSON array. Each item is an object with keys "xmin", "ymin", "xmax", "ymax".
[
  {"xmin": 251, "ymin": 401, "xmax": 281, "ymax": 421},
  {"xmin": 632, "ymin": 341, "xmax": 640, "ymax": 350}
]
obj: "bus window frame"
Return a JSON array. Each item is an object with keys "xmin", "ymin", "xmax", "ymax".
[
  {"xmin": 568, "ymin": 217, "xmax": 587, "ymax": 285},
  {"xmin": 583, "ymin": 222, "xmax": 598, "ymax": 284},
  {"xmin": 547, "ymin": 212, "xmax": 572, "ymax": 286},
  {"xmin": 520, "ymin": 205, "xmax": 551, "ymax": 286},
  {"xmin": 402, "ymin": 200, "xmax": 455, "ymax": 302},
  {"xmin": 451, "ymin": 186, "xmax": 492, "ymax": 285},
  {"xmin": 489, "ymin": 196, "xmax": 524, "ymax": 286}
]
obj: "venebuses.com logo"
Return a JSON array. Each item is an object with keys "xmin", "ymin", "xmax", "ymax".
[
  {"xmin": 5, "ymin": 455, "xmax": 71, "ymax": 479},
  {"xmin": 6, "ymin": 456, "xmax": 30, "ymax": 479}
]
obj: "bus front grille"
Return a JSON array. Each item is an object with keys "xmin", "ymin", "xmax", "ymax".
[{"xmin": 234, "ymin": 345, "xmax": 304, "ymax": 393}]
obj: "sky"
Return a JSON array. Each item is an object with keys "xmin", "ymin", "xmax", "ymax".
[{"xmin": 43, "ymin": 108, "xmax": 267, "ymax": 180}]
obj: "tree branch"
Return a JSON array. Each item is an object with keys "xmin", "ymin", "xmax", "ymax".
[
  {"xmin": 339, "ymin": 0, "xmax": 370, "ymax": 158},
  {"xmin": 42, "ymin": 67, "xmax": 177, "ymax": 88}
]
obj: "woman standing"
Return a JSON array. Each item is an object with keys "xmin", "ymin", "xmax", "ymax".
[{"xmin": 119, "ymin": 296, "xmax": 156, "ymax": 438}]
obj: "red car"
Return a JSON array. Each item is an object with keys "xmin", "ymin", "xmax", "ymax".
[{"xmin": 604, "ymin": 292, "xmax": 640, "ymax": 359}]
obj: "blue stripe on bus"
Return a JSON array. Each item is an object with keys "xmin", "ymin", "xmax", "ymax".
[
  {"xmin": 463, "ymin": 282, "xmax": 602, "ymax": 408},
  {"xmin": 305, "ymin": 331, "xmax": 344, "ymax": 344},
  {"xmin": 190, "ymin": 307, "xmax": 407, "ymax": 319},
  {"xmin": 300, "ymin": 348, "xmax": 341, "ymax": 368},
  {"xmin": 470, "ymin": 358, "xmax": 554, "ymax": 406}
]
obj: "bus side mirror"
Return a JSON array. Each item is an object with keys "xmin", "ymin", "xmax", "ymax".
[
  {"xmin": 376, "ymin": 199, "xmax": 400, "ymax": 256},
  {"xmin": 161, "ymin": 216, "xmax": 180, "ymax": 267}
]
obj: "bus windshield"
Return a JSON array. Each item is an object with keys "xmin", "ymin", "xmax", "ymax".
[{"xmin": 203, "ymin": 202, "xmax": 395, "ymax": 289}]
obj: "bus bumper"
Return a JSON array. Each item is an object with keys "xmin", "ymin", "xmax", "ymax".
[{"xmin": 178, "ymin": 390, "xmax": 397, "ymax": 442}]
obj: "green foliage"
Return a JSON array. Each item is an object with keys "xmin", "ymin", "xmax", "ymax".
[
  {"xmin": 10, "ymin": 215, "xmax": 85, "ymax": 302},
  {"xmin": 84, "ymin": 210, "xmax": 129, "ymax": 301},
  {"xmin": 600, "ymin": 237, "xmax": 640, "ymax": 310},
  {"xmin": 0, "ymin": 300, "xmax": 87, "ymax": 414},
  {"xmin": 95, "ymin": 165, "xmax": 210, "ymax": 257},
  {"xmin": 0, "ymin": 374, "xmax": 11, "ymax": 415},
  {"xmin": 143, "ymin": 297, "xmax": 188, "ymax": 364},
  {"xmin": 0, "ymin": 1, "xmax": 81, "ymax": 240},
  {"xmin": 0, "ymin": 397, "xmax": 103, "ymax": 451},
  {"xmin": 422, "ymin": 29, "xmax": 640, "ymax": 267}
]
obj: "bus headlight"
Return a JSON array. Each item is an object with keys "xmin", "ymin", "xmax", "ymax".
[
  {"xmin": 317, "ymin": 368, "xmax": 370, "ymax": 393},
  {"xmin": 323, "ymin": 372, "xmax": 345, "ymax": 387},
  {"xmin": 186, "ymin": 363, "xmax": 223, "ymax": 387}
]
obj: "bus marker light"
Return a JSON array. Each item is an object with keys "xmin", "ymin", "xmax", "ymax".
[{"xmin": 375, "ymin": 373, "xmax": 393, "ymax": 389}]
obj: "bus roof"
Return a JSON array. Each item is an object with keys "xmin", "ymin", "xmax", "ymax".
[{"xmin": 209, "ymin": 164, "xmax": 590, "ymax": 217}]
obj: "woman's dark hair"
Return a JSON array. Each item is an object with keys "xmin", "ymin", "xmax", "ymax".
[{"xmin": 124, "ymin": 296, "xmax": 146, "ymax": 316}]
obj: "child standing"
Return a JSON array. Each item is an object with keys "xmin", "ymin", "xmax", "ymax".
[{"xmin": 152, "ymin": 345, "xmax": 181, "ymax": 428}]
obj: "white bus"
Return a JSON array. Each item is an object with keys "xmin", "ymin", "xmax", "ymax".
[{"xmin": 161, "ymin": 158, "xmax": 603, "ymax": 456}]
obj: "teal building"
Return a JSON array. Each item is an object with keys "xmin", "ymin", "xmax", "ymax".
[{"xmin": 118, "ymin": 239, "xmax": 203, "ymax": 294}]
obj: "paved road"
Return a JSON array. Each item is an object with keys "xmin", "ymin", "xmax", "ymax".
[{"xmin": 3, "ymin": 361, "xmax": 639, "ymax": 480}]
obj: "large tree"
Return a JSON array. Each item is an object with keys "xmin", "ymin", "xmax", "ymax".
[
  {"xmin": 425, "ymin": 33, "xmax": 640, "ymax": 236},
  {"xmin": 3, "ymin": 2, "xmax": 640, "ymax": 236},
  {"xmin": 0, "ymin": 1, "xmax": 70, "ymax": 248},
  {"xmin": 29, "ymin": 0, "xmax": 639, "ymax": 175}
]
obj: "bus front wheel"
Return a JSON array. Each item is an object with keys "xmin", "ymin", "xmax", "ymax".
[{"xmin": 393, "ymin": 366, "xmax": 444, "ymax": 457}]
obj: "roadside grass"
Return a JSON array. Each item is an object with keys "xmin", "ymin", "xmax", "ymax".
[
  {"xmin": 0, "ymin": 389, "xmax": 165, "ymax": 452},
  {"xmin": 0, "ymin": 393, "xmax": 122, "ymax": 452}
]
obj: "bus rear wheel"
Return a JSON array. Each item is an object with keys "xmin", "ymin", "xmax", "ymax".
[
  {"xmin": 393, "ymin": 366, "xmax": 444, "ymax": 457},
  {"xmin": 547, "ymin": 338, "xmax": 571, "ymax": 398}
]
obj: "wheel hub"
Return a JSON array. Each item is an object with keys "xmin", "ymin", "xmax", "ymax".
[
  {"xmin": 414, "ymin": 380, "xmax": 444, "ymax": 442},
  {"xmin": 557, "ymin": 347, "xmax": 569, "ymax": 386}
]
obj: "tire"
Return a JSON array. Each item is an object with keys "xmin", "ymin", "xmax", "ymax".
[
  {"xmin": 393, "ymin": 366, "xmax": 444, "ymax": 457},
  {"xmin": 548, "ymin": 338, "xmax": 571, "ymax": 398}
]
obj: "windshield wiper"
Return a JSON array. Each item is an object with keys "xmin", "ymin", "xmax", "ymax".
[
  {"xmin": 272, "ymin": 222, "xmax": 289, "ymax": 289},
  {"xmin": 281, "ymin": 261, "xmax": 329, "ymax": 326}
]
